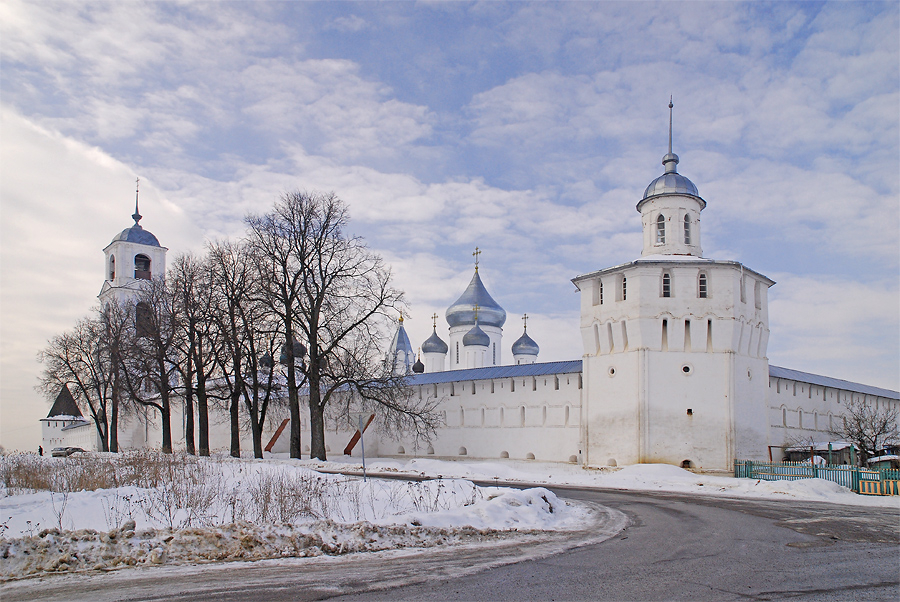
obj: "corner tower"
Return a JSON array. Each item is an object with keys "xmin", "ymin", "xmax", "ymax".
[
  {"xmin": 573, "ymin": 101, "xmax": 774, "ymax": 471},
  {"xmin": 99, "ymin": 180, "xmax": 167, "ymax": 307}
]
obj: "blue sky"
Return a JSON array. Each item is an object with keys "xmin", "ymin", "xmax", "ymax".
[{"xmin": 1, "ymin": 1, "xmax": 897, "ymax": 451}]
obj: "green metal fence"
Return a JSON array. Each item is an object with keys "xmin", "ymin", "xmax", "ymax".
[{"xmin": 734, "ymin": 460, "xmax": 900, "ymax": 495}]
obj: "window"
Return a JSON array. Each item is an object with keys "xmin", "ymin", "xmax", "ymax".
[
  {"xmin": 599, "ymin": 280, "xmax": 603, "ymax": 305},
  {"xmin": 656, "ymin": 214, "xmax": 666, "ymax": 244},
  {"xmin": 492, "ymin": 343, "xmax": 496, "ymax": 365},
  {"xmin": 455, "ymin": 341, "xmax": 459, "ymax": 364},
  {"xmin": 662, "ymin": 272, "xmax": 671, "ymax": 297},
  {"xmin": 754, "ymin": 281, "xmax": 762, "ymax": 309},
  {"xmin": 698, "ymin": 273, "xmax": 708, "ymax": 298},
  {"xmin": 683, "ymin": 214, "xmax": 691, "ymax": 245},
  {"xmin": 622, "ymin": 276, "xmax": 627, "ymax": 301},
  {"xmin": 134, "ymin": 254, "xmax": 151, "ymax": 280},
  {"xmin": 109, "ymin": 255, "xmax": 116, "ymax": 280}
]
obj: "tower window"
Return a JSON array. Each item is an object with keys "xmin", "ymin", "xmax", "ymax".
[
  {"xmin": 134, "ymin": 254, "xmax": 151, "ymax": 280},
  {"xmin": 599, "ymin": 280, "xmax": 603, "ymax": 305},
  {"xmin": 492, "ymin": 342, "xmax": 496, "ymax": 365},
  {"xmin": 662, "ymin": 272, "xmax": 671, "ymax": 297},
  {"xmin": 109, "ymin": 255, "xmax": 116, "ymax": 281},
  {"xmin": 698, "ymin": 273, "xmax": 708, "ymax": 298},
  {"xmin": 683, "ymin": 214, "xmax": 691, "ymax": 245},
  {"xmin": 656, "ymin": 214, "xmax": 666, "ymax": 244},
  {"xmin": 455, "ymin": 341, "xmax": 459, "ymax": 364},
  {"xmin": 622, "ymin": 276, "xmax": 627, "ymax": 301}
]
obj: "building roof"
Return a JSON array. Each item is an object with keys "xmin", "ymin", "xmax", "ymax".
[
  {"xmin": 111, "ymin": 223, "xmax": 161, "ymax": 247},
  {"xmin": 446, "ymin": 270, "xmax": 507, "ymax": 329},
  {"xmin": 406, "ymin": 359, "xmax": 583, "ymax": 385},
  {"xmin": 46, "ymin": 385, "xmax": 83, "ymax": 418},
  {"xmin": 769, "ymin": 365, "xmax": 900, "ymax": 400}
]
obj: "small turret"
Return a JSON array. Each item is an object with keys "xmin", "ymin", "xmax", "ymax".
[{"xmin": 512, "ymin": 314, "xmax": 540, "ymax": 365}]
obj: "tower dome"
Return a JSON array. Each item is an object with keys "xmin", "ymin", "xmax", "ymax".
[
  {"xmin": 446, "ymin": 270, "xmax": 506, "ymax": 329},
  {"xmin": 511, "ymin": 330, "xmax": 540, "ymax": 357},
  {"xmin": 111, "ymin": 190, "xmax": 162, "ymax": 247},
  {"xmin": 462, "ymin": 322, "xmax": 491, "ymax": 347},
  {"xmin": 422, "ymin": 328, "xmax": 449, "ymax": 354}
]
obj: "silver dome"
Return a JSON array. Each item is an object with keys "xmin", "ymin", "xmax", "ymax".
[
  {"xmin": 421, "ymin": 328, "xmax": 449, "ymax": 354},
  {"xmin": 642, "ymin": 172, "xmax": 700, "ymax": 200},
  {"xmin": 446, "ymin": 271, "xmax": 507, "ymax": 329},
  {"xmin": 462, "ymin": 323, "xmax": 491, "ymax": 347},
  {"xmin": 511, "ymin": 330, "xmax": 540, "ymax": 356},
  {"xmin": 111, "ymin": 224, "xmax": 161, "ymax": 247}
]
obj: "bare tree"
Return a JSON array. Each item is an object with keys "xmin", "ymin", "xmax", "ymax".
[
  {"xmin": 829, "ymin": 397, "xmax": 899, "ymax": 465},
  {"xmin": 119, "ymin": 277, "xmax": 179, "ymax": 453},
  {"xmin": 99, "ymin": 300, "xmax": 134, "ymax": 452},
  {"xmin": 247, "ymin": 191, "xmax": 437, "ymax": 461},
  {"xmin": 38, "ymin": 313, "xmax": 114, "ymax": 451}
]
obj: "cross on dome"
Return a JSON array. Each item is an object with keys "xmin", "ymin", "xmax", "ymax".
[{"xmin": 472, "ymin": 247, "xmax": 481, "ymax": 271}]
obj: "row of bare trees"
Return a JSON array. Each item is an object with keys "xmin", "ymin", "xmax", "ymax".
[{"xmin": 39, "ymin": 191, "xmax": 441, "ymax": 460}]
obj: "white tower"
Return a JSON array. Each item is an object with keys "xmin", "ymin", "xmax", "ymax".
[
  {"xmin": 99, "ymin": 180, "xmax": 167, "ymax": 307},
  {"xmin": 573, "ymin": 100, "xmax": 774, "ymax": 470},
  {"xmin": 445, "ymin": 248, "xmax": 506, "ymax": 370}
]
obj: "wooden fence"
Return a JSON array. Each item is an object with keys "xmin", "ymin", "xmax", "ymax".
[{"xmin": 734, "ymin": 460, "xmax": 900, "ymax": 496}]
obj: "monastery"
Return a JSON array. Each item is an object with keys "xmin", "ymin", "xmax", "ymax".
[{"xmin": 43, "ymin": 106, "xmax": 900, "ymax": 470}]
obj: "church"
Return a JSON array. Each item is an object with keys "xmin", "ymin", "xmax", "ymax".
[{"xmin": 43, "ymin": 106, "xmax": 900, "ymax": 470}]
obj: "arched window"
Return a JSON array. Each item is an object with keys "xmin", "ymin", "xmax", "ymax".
[
  {"xmin": 109, "ymin": 255, "xmax": 116, "ymax": 281},
  {"xmin": 683, "ymin": 214, "xmax": 691, "ymax": 245},
  {"xmin": 136, "ymin": 301, "xmax": 153, "ymax": 338},
  {"xmin": 656, "ymin": 214, "xmax": 666, "ymax": 244},
  {"xmin": 698, "ymin": 273, "xmax": 708, "ymax": 298},
  {"xmin": 134, "ymin": 254, "xmax": 151, "ymax": 280},
  {"xmin": 662, "ymin": 272, "xmax": 671, "ymax": 297}
]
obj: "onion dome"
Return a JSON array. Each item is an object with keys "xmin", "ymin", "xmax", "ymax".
[
  {"xmin": 446, "ymin": 270, "xmax": 506, "ymax": 329},
  {"xmin": 279, "ymin": 337, "xmax": 307, "ymax": 365},
  {"xmin": 421, "ymin": 327, "xmax": 449, "ymax": 354},
  {"xmin": 511, "ymin": 330, "xmax": 540, "ymax": 357},
  {"xmin": 412, "ymin": 356, "xmax": 425, "ymax": 373},
  {"xmin": 462, "ymin": 322, "xmax": 491, "ymax": 347}
]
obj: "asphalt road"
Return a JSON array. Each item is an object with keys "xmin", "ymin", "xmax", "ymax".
[{"xmin": 3, "ymin": 487, "xmax": 898, "ymax": 602}]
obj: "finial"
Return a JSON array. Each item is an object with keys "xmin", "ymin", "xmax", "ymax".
[
  {"xmin": 132, "ymin": 177, "xmax": 142, "ymax": 225},
  {"xmin": 522, "ymin": 313, "xmax": 528, "ymax": 331},
  {"xmin": 472, "ymin": 303, "xmax": 480, "ymax": 322},
  {"xmin": 472, "ymin": 247, "xmax": 481, "ymax": 272},
  {"xmin": 432, "ymin": 313, "xmax": 439, "ymax": 329},
  {"xmin": 662, "ymin": 97, "xmax": 679, "ymax": 174},
  {"xmin": 398, "ymin": 315, "xmax": 404, "ymax": 324}
]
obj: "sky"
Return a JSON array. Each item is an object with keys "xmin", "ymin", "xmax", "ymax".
[{"xmin": 1, "ymin": 1, "xmax": 897, "ymax": 452}]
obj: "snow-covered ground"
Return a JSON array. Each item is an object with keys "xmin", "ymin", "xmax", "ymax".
[
  {"xmin": 0, "ymin": 456, "xmax": 590, "ymax": 581},
  {"xmin": 296, "ymin": 454, "xmax": 900, "ymax": 509},
  {"xmin": 3, "ymin": 453, "xmax": 897, "ymax": 582}
]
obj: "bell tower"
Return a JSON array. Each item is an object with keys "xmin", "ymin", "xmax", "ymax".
[{"xmin": 99, "ymin": 179, "xmax": 167, "ymax": 307}]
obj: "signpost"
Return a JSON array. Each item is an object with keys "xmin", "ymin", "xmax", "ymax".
[{"xmin": 349, "ymin": 412, "xmax": 374, "ymax": 482}]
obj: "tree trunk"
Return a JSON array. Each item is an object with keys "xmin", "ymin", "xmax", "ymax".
[
  {"xmin": 110, "ymin": 381, "xmax": 119, "ymax": 453},
  {"xmin": 250, "ymin": 403, "xmax": 263, "ymax": 459},
  {"xmin": 160, "ymin": 390, "xmax": 172, "ymax": 454},
  {"xmin": 197, "ymin": 378, "xmax": 209, "ymax": 456},
  {"xmin": 287, "ymin": 354, "xmax": 302, "ymax": 459},
  {"xmin": 308, "ymin": 374, "xmax": 326, "ymax": 461},
  {"xmin": 184, "ymin": 376, "xmax": 196, "ymax": 455},
  {"xmin": 230, "ymin": 389, "xmax": 241, "ymax": 458}
]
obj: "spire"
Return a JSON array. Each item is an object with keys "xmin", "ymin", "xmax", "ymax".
[
  {"xmin": 662, "ymin": 97, "xmax": 679, "ymax": 174},
  {"xmin": 472, "ymin": 246, "xmax": 481, "ymax": 272},
  {"xmin": 132, "ymin": 177, "xmax": 143, "ymax": 226}
]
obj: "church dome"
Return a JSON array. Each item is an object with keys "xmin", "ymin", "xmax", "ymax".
[
  {"xmin": 111, "ymin": 223, "xmax": 161, "ymax": 247},
  {"xmin": 421, "ymin": 328, "xmax": 449, "ymax": 354},
  {"xmin": 446, "ymin": 271, "xmax": 506, "ymax": 329},
  {"xmin": 462, "ymin": 323, "xmax": 491, "ymax": 347},
  {"xmin": 412, "ymin": 357, "xmax": 425, "ymax": 373},
  {"xmin": 511, "ymin": 330, "xmax": 540, "ymax": 356},
  {"xmin": 642, "ymin": 169, "xmax": 700, "ymax": 201}
]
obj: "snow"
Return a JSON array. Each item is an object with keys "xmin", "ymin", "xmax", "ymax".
[
  {"xmin": 298, "ymin": 455, "xmax": 900, "ymax": 509},
  {"xmin": 0, "ymin": 456, "xmax": 590, "ymax": 581}
]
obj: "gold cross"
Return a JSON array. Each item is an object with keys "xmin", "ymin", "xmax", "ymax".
[
  {"xmin": 472, "ymin": 303, "xmax": 480, "ymax": 321},
  {"xmin": 431, "ymin": 313, "xmax": 439, "ymax": 329},
  {"xmin": 472, "ymin": 247, "xmax": 481, "ymax": 271},
  {"xmin": 522, "ymin": 313, "xmax": 528, "ymax": 331}
]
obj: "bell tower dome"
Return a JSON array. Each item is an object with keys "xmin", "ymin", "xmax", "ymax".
[{"xmin": 637, "ymin": 98, "xmax": 705, "ymax": 257}]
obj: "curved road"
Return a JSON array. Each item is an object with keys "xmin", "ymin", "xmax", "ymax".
[{"xmin": 4, "ymin": 486, "xmax": 898, "ymax": 601}]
